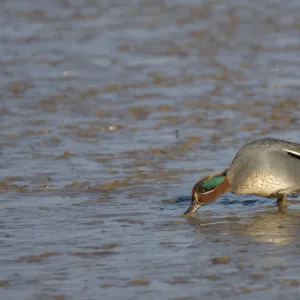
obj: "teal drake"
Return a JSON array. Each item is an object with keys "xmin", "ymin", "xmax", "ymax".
[{"xmin": 184, "ymin": 138, "xmax": 300, "ymax": 215}]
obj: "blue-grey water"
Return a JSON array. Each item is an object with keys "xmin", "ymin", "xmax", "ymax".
[{"xmin": 1, "ymin": 0, "xmax": 300, "ymax": 299}]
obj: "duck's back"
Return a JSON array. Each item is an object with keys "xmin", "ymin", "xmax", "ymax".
[{"xmin": 227, "ymin": 138, "xmax": 300, "ymax": 197}]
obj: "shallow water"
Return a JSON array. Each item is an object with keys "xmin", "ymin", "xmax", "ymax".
[{"xmin": 1, "ymin": 0, "xmax": 300, "ymax": 299}]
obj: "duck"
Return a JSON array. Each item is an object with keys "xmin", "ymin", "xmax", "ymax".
[{"xmin": 184, "ymin": 138, "xmax": 300, "ymax": 216}]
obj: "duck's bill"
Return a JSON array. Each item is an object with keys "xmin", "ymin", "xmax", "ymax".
[{"xmin": 183, "ymin": 201, "xmax": 203, "ymax": 216}]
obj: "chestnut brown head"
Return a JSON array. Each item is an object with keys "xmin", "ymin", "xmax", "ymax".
[{"xmin": 183, "ymin": 170, "xmax": 231, "ymax": 216}]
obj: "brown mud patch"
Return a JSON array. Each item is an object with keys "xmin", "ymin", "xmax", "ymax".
[
  {"xmin": 17, "ymin": 252, "xmax": 61, "ymax": 263},
  {"xmin": 72, "ymin": 251, "xmax": 115, "ymax": 257}
]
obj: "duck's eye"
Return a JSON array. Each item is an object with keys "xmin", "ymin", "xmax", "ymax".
[{"xmin": 197, "ymin": 185, "xmax": 209, "ymax": 193}]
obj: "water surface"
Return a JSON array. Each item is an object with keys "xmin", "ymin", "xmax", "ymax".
[{"xmin": 1, "ymin": 0, "xmax": 300, "ymax": 299}]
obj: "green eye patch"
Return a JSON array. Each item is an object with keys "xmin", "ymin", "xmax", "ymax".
[{"xmin": 197, "ymin": 176, "xmax": 226, "ymax": 193}]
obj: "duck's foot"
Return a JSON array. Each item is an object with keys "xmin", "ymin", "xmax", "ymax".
[{"xmin": 276, "ymin": 195, "xmax": 287, "ymax": 214}]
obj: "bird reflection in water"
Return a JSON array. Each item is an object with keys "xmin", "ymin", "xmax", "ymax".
[{"xmin": 185, "ymin": 205, "xmax": 300, "ymax": 246}]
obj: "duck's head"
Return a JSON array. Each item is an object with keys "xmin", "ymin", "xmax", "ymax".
[{"xmin": 183, "ymin": 170, "xmax": 231, "ymax": 216}]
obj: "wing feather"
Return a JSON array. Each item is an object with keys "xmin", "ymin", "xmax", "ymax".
[{"xmin": 284, "ymin": 149, "xmax": 300, "ymax": 160}]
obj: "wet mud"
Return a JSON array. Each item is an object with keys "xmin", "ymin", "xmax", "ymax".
[{"xmin": 1, "ymin": 0, "xmax": 300, "ymax": 299}]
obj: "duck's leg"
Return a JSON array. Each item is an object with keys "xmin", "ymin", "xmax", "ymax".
[{"xmin": 276, "ymin": 195, "xmax": 287, "ymax": 214}]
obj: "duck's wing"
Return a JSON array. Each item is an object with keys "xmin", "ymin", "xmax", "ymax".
[
  {"xmin": 278, "ymin": 139, "xmax": 300, "ymax": 160},
  {"xmin": 231, "ymin": 138, "xmax": 300, "ymax": 164},
  {"xmin": 283, "ymin": 148, "xmax": 300, "ymax": 160}
]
